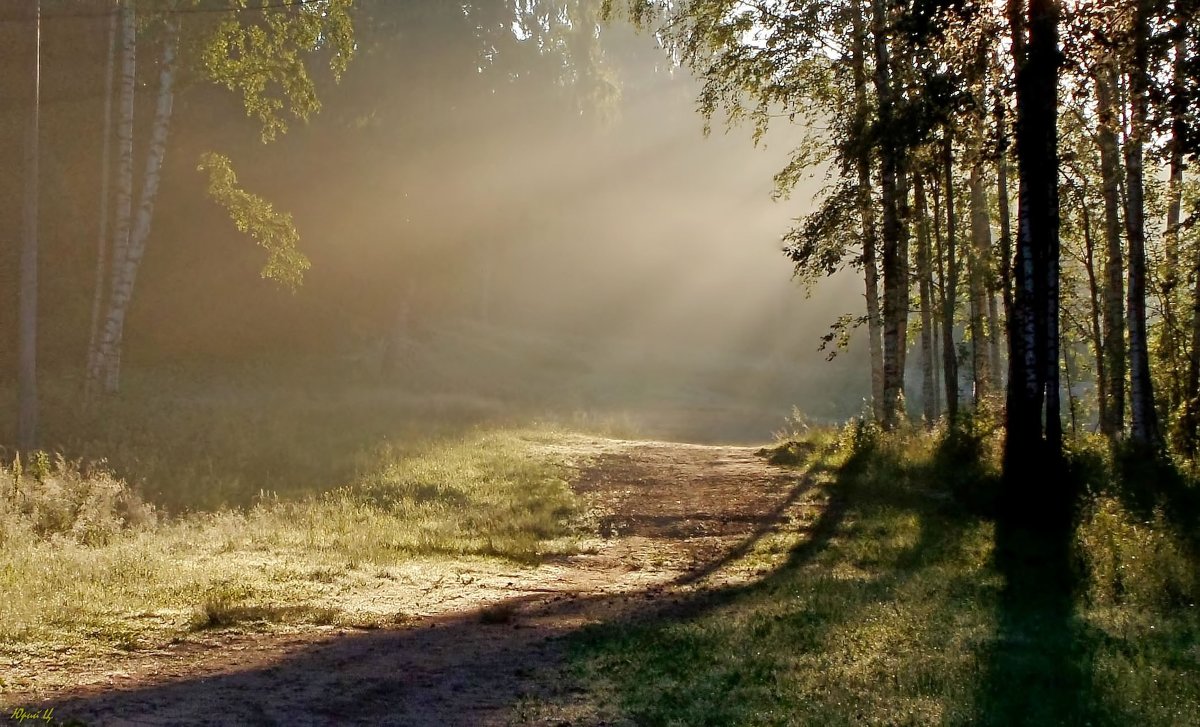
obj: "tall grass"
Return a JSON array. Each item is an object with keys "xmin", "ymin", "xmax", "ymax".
[
  {"xmin": 1, "ymin": 453, "xmax": 156, "ymax": 547},
  {"xmin": 0, "ymin": 430, "xmax": 580, "ymax": 659}
]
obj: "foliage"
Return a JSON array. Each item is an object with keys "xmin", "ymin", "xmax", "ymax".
[
  {"xmin": 195, "ymin": 0, "xmax": 356, "ymax": 142},
  {"xmin": 1077, "ymin": 495, "xmax": 1197, "ymax": 612},
  {"xmin": 197, "ymin": 151, "xmax": 309, "ymax": 291}
]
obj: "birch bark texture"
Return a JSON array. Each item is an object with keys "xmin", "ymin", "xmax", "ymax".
[
  {"xmin": 1123, "ymin": 0, "xmax": 1162, "ymax": 448},
  {"xmin": 94, "ymin": 8, "xmax": 181, "ymax": 394}
]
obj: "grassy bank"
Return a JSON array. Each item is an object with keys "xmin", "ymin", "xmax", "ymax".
[
  {"xmin": 565, "ymin": 423, "xmax": 1200, "ymax": 726},
  {"xmin": 0, "ymin": 430, "xmax": 581, "ymax": 664}
]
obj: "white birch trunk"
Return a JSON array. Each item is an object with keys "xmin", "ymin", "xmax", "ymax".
[
  {"xmin": 89, "ymin": 0, "xmax": 137, "ymax": 391},
  {"xmin": 1124, "ymin": 4, "xmax": 1161, "ymax": 447},
  {"xmin": 98, "ymin": 11, "xmax": 180, "ymax": 394}
]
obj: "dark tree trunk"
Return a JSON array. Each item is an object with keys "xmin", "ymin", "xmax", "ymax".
[
  {"xmin": 996, "ymin": 101, "xmax": 1015, "ymax": 326},
  {"xmin": 917, "ymin": 174, "xmax": 937, "ymax": 427},
  {"xmin": 1123, "ymin": 0, "xmax": 1162, "ymax": 449},
  {"xmin": 968, "ymin": 159, "xmax": 993, "ymax": 401},
  {"xmin": 1095, "ymin": 59, "xmax": 1127, "ymax": 440},
  {"xmin": 941, "ymin": 135, "xmax": 960, "ymax": 422},
  {"xmin": 1004, "ymin": 0, "xmax": 1063, "ymax": 497},
  {"xmin": 1079, "ymin": 186, "xmax": 1108, "ymax": 431}
]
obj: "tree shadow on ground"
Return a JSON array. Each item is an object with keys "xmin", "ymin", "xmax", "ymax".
[
  {"xmin": 554, "ymin": 431, "xmax": 990, "ymax": 725},
  {"xmin": 973, "ymin": 449, "xmax": 1119, "ymax": 727}
]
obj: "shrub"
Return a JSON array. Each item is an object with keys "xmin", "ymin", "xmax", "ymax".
[{"xmin": 0, "ymin": 453, "xmax": 156, "ymax": 546}]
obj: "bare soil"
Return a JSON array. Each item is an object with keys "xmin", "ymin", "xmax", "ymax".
[{"xmin": 3, "ymin": 437, "xmax": 811, "ymax": 726}]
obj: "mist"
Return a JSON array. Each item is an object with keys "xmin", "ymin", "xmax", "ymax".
[{"xmin": 2, "ymin": 3, "xmax": 869, "ymax": 443}]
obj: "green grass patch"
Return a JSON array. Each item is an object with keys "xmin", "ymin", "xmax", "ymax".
[
  {"xmin": 563, "ymin": 423, "xmax": 1200, "ymax": 726},
  {"xmin": 0, "ymin": 430, "xmax": 581, "ymax": 658}
]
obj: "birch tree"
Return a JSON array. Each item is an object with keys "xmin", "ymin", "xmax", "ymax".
[
  {"xmin": 86, "ymin": 0, "xmax": 355, "ymax": 395},
  {"xmin": 95, "ymin": 6, "xmax": 180, "ymax": 394},
  {"xmin": 1123, "ymin": 0, "xmax": 1162, "ymax": 448}
]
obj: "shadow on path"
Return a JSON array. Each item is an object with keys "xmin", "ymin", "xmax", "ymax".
[{"xmin": 19, "ymin": 442, "xmax": 817, "ymax": 727}]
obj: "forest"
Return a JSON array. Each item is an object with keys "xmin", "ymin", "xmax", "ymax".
[{"xmin": 1, "ymin": 0, "xmax": 1198, "ymax": 724}]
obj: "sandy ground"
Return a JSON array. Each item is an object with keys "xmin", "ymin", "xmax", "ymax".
[{"xmin": 3, "ymin": 437, "xmax": 812, "ymax": 726}]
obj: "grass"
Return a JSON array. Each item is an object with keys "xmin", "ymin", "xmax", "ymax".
[
  {"xmin": 0, "ymin": 363, "xmax": 520, "ymax": 514},
  {"xmin": 0, "ymin": 429, "xmax": 582, "ymax": 662},
  {"xmin": 0, "ymin": 316, "xmax": 867, "ymax": 516},
  {"xmin": 562, "ymin": 422, "xmax": 1200, "ymax": 726}
]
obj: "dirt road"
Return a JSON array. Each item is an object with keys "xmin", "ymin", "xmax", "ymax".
[{"xmin": 8, "ymin": 438, "xmax": 811, "ymax": 726}]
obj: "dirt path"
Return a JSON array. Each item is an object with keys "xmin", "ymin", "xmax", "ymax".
[{"xmin": 7, "ymin": 438, "xmax": 811, "ymax": 726}]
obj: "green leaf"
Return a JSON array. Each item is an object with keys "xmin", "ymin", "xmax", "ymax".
[{"xmin": 197, "ymin": 152, "xmax": 310, "ymax": 291}]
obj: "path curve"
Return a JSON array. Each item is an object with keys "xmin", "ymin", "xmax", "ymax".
[{"xmin": 10, "ymin": 438, "xmax": 810, "ymax": 726}]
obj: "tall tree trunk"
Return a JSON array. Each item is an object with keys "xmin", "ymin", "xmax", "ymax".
[
  {"xmin": 941, "ymin": 135, "xmax": 960, "ymax": 422},
  {"xmin": 1095, "ymin": 58, "xmax": 1126, "ymax": 440},
  {"xmin": 1080, "ymin": 193, "xmax": 1108, "ymax": 431},
  {"xmin": 17, "ymin": 0, "xmax": 42, "ymax": 453},
  {"xmin": 1161, "ymin": 32, "xmax": 1190, "ymax": 451},
  {"xmin": 931, "ymin": 178, "xmax": 946, "ymax": 417},
  {"xmin": 98, "ymin": 11, "xmax": 180, "ymax": 394},
  {"xmin": 1123, "ymin": 0, "xmax": 1162, "ymax": 448},
  {"xmin": 871, "ymin": 0, "xmax": 906, "ymax": 428},
  {"xmin": 1161, "ymin": 34, "xmax": 1187, "ymax": 416},
  {"xmin": 850, "ymin": 0, "xmax": 885, "ymax": 423},
  {"xmin": 897, "ymin": 164, "xmax": 912, "ymax": 394},
  {"xmin": 1175, "ymin": 28, "xmax": 1200, "ymax": 453},
  {"xmin": 994, "ymin": 100, "xmax": 1013, "ymax": 396},
  {"xmin": 1187, "ymin": 233, "xmax": 1200, "ymax": 454},
  {"xmin": 1004, "ymin": 0, "xmax": 1063, "ymax": 491},
  {"xmin": 917, "ymin": 174, "xmax": 937, "ymax": 427},
  {"xmin": 996, "ymin": 100, "xmax": 1015, "ymax": 328},
  {"xmin": 88, "ymin": 0, "xmax": 136, "ymax": 392},
  {"xmin": 968, "ymin": 157, "xmax": 993, "ymax": 401},
  {"xmin": 85, "ymin": 1, "xmax": 120, "ymax": 401},
  {"xmin": 988, "ymin": 285, "xmax": 1002, "ymax": 390}
]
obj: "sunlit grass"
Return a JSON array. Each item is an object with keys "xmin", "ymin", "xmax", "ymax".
[
  {"xmin": 0, "ymin": 430, "xmax": 581, "ymax": 663},
  {"xmin": 564, "ymin": 423, "xmax": 1200, "ymax": 726}
]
